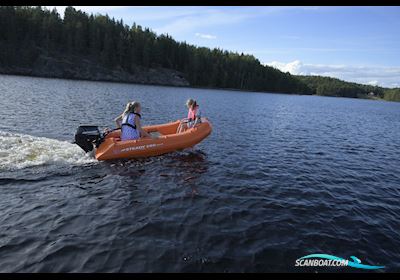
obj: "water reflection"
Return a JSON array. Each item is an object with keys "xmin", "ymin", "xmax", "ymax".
[
  {"xmin": 168, "ymin": 150, "xmax": 209, "ymax": 197},
  {"xmin": 1, "ymin": 75, "xmax": 400, "ymax": 272}
]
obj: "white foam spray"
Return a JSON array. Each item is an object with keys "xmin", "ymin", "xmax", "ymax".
[{"xmin": 0, "ymin": 131, "xmax": 97, "ymax": 171}]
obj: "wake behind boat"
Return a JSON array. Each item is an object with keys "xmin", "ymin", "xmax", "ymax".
[{"xmin": 74, "ymin": 118, "xmax": 212, "ymax": 161}]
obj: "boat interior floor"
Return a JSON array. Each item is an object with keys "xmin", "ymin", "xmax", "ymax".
[{"xmin": 149, "ymin": 131, "xmax": 163, "ymax": 138}]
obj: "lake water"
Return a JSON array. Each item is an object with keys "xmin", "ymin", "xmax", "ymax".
[{"xmin": 0, "ymin": 74, "xmax": 399, "ymax": 272}]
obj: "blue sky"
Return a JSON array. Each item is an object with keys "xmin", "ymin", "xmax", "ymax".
[{"xmin": 47, "ymin": 6, "xmax": 400, "ymax": 88}]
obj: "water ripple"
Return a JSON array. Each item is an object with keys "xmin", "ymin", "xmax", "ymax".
[{"xmin": 0, "ymin": 75, "xmax": 399, "ymax": 272}]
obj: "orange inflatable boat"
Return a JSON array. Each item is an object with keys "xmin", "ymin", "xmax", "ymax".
[{"xmin": 74, "ymin": 118, "xmax": 212, "ymax": 160}]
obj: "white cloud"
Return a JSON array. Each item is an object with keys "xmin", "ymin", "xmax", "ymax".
[
  {"xmin": 195, "ymin": 33, "xmax": 217, "ymax": 40},
  {"xmin": 144, "ymin": 6, "xmax": 321, "ymax": 37},
  {"xmin": 268, "ymin": 60, "xmax": 303, "ymax": 75},
  {"xmin": 266, "ymin": 60, "xmax": 400, "ymax": 88},
  {"xmin": 367, "ymin": 80, "xmax": 379, "ymax": 86},
  {"xmin": 153, "ymin": 9, "xmax": 249, "ymax": 37}
]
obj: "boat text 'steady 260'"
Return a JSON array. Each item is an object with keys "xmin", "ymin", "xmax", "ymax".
[{"xmin": 74, "ymin": 118, "xmax": 212, "ymax": 161}]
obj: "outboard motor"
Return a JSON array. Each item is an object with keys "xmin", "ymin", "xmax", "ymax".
[{"xmin": 74, "ymin": 125, "xmax": 103, "ymax": 153}]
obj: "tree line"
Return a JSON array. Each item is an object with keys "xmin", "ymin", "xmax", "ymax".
[
  {"xmin": 296, "ymin": 75, "xmax": 384, "ymax": 98},
  {"xmin": 0, "ymin": 6, "xmax": 309, "ymax": 94},
  {"xmin": 0, "ymin": 6, "xmax": 398, "ymax": 101}
]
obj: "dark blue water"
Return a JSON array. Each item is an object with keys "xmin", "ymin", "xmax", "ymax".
[{"xmin": 0, "ymin": 74, "xmax": 399, "ymax": 272}]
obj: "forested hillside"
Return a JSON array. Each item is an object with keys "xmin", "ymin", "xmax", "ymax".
[
  {"xmin": 296, "ymin": 75, "xmax": 400, "ymax": 101},
  {"xmin": 0, "ymin": 6, "xmax": 399, "ymax": 101},
  {"xmin": 296, "ymin": 75, "xmax": 385, "ymax": 98},
  {"xmin": 382, "ymin": 88, "xmax": 400, "ymax": 102},
  {"xmin": 0, "ymin": 6, "xmax": 309, "ymax": 94}
]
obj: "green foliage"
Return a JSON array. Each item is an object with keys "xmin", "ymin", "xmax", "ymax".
[
  {"xmin": 295, "ymin": 75, "xmax": 387, "ymax": 99},
  {"xmin": 383, "ymin": 88, "xmax": 400, "ymax": 102},
  {"xmin": 0, "ymin": 6, "xmax": 311, "ymax": 94},
  {"xmin": 0, "ymin": 6, "xmax": 398, "ymax": 101}
]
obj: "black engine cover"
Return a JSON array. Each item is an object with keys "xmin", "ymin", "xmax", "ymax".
[{"xmin": 74, "ymin": 126, "xmax": 101, "ymax": 153}]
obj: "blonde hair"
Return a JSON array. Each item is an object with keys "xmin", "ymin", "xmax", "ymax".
[
  {"xmin": 122, "ymin": 101, "xmax": 140, "ymax": 116},
  {"xmin": 186, "ymin": 98, "xmax": 196, "ymax": 108},
  {"xmin": 122, "ymin": 102, "xmax": 133, "ymax": 115},
  {"xmin": 130, "ymin": 101, "xmax": 140, "ymax": 113}
]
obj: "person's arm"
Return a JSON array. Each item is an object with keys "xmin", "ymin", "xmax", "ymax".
[
  {"xmin": 135, "ymin": 116, "xmax": 151, "ymax": 138},
  {"xmin": 114, "ymin": 114, "xmax": 122, "ymax": 128},
  {"xmin": 194, "ymin": 108, "xmax": 201, "ymax": 124}
]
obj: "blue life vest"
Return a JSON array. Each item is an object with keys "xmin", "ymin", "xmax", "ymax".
[{"xmin": 121, "ymin": 113, "xmax": 141, "ymax": 140}]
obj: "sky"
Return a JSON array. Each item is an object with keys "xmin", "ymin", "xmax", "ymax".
[{"xmin": 46, "ymin": 6, "xmax": 400, "ymax": 88}]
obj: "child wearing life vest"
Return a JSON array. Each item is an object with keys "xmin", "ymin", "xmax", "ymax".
[
  {"xmin": 114, "ymin": 102, "xmax": 133, "ymax": 128},
  {"xmin": 177, "ymin": 98, "xmax": 201, "ymax": 133},
  {"xmin": 120, "ymin": 101, "xmax": 151, "ymax": 141}
]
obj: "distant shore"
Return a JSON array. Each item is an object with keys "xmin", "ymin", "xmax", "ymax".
[
  {"xmin": 0, "ymin": 54, "xmax": 189, "ymax": 88},
  {"xmin": 1, "ymin": 6, "xmax": 399, "ymax": 103},
  {"xmin": 0, "ymin": 71, "xmax": 388, "ymax": 103}
]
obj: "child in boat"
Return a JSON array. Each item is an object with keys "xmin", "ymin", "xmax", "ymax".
[
  {"xmin": 177, "ymin": 98, "xmax": 201, "ymax": 133},
  {"xmin": 114, "ymin": 102, "xmax": 132, "ymax": 128},
  {"xmin": 120, "ymin": 101, "xmax": 152, "ymax": 141}
]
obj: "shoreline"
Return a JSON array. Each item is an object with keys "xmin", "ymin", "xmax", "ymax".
[
  {"xmin": 0, "ymin": 70, "xmax": 304, "ymax": 96},
  {"xmin": 0, "ymin": 72, "xmax": 385, "ymax": 102}
]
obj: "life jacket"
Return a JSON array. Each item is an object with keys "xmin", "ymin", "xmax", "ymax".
[
  {"xmin": 121, "ymin": 112, "xmax": 141, "ymax": 141},
  {"xmin": 121, "ymin": 112, "xmax": 141, "ymax": 129},
  {"xmin": 187, "ymin": 105, "xmax": 199, "ymax": 121}
]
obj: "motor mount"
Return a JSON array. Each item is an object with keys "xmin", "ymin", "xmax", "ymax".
[{"xmin": 74, "ymin": 125, "xmax": 102, "ymax": 153}]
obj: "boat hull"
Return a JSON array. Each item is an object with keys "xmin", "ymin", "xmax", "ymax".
[{"xmin": 95, "ymin": 118, "xmax": 212, "ymax": 160}]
